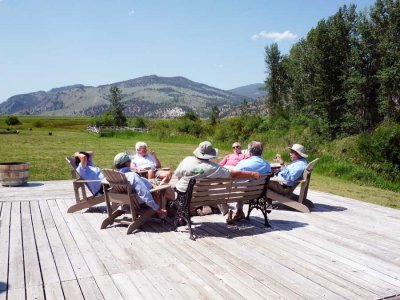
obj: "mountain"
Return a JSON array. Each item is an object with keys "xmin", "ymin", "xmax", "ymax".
[
  {"xmin": 228, "ymin": 83, "xmax": 267, "ymax": 100},
  {"xmin": 0, "ymin": 75, "xmax": 253, "ymax": 118}
]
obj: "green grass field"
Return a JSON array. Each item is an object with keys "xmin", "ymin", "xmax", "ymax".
[{"xmin": 0, "ymin": 122, "xmax": 399, "ymax": 210}]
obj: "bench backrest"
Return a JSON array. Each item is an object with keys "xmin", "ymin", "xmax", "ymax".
[{"xmin": 188, "ymin": 174, "xmax": 271, "ymax": 208}]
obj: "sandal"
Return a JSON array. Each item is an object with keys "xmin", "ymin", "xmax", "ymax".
[
  {"xmin": 226, "ymin": 209, "xmax": 234, "ymax": 225},
  {"xmin": 232, "ymin": 210, "xmax": 245, "ymax": 222}
]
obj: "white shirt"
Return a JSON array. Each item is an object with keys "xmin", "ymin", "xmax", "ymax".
[{"xmin": 131, "ymin": 154, "xmax": 157, "ymax": 170}]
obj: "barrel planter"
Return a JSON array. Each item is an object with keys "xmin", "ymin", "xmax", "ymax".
[{"xmin": 0, "ymin": 162, "xmax": 29, "ymax": 186}]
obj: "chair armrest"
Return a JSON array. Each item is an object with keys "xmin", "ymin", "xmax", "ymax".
[
  {"xmin": 150, "ymin": 184, "xmax": 172, "ymax": 193},
  {"xmin": 75, "ymin": 179, "xmax": 103, "ymax": 183},
  {"xmin": 270, "ymin": 177, "xmax": 289, "ymax": 183}
]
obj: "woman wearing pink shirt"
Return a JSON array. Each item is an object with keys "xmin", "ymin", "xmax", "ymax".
[{"xmin": 219, "ymin": 142, "xmax": 248, "ymax": 169}]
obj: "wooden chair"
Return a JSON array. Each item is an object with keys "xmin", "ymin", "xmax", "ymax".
[
  {"xmin": 65, "ymin": 156, "xmax": 105, "ymax": 213},
  {"xmin": 100, "ymin": 169, "xmax": 171, "ymax": 234},
  {"xmin": 267, "ymin": 158, "xmax": 319, "ymax": 213}
]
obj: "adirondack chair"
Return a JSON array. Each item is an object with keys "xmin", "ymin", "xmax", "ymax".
[
  {"xmin": 65, "ymin": 156, "xmax": 105, "ymax": 213},
  {"xmin": 267, "ymin": 158, "xmax": 319, "ymax": 213},
  {"xmin": 100, "ymin": 169, "xmax": 171, "ymax": 234}
]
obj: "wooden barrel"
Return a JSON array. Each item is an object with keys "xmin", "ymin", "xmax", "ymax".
[{"xmin": 0, "ymin": 162, "xmax": 29, "ymax": 186}]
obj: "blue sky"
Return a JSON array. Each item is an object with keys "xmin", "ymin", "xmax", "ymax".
[{"xmin": 0, "ymin": 0, "xmax": 376, "ymax": 102}]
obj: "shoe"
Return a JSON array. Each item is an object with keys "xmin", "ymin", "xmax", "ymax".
[
  {"xmin": 226, "ymin": 209, "xmax": 234, "ymax": 225},
  {"xmin": 232, "ymin": 210, "xmax": 245, "ymax": 221}
]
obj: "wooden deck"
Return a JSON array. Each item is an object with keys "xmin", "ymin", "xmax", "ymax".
[{"xmin": 1, "ymin": 180, "xmax": 400, "ymax": 300}]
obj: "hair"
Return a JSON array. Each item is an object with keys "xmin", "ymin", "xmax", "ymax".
[
  {"xmin": 248, "ymin": 141, "xmax": 263, "ymax": 156},
  {"xmin": 75, "ymin": 151, "xmax": 89, "ymax": 166},
  {"xmin": 135, "ymin": 141, "xmax": 147, "ymax": 151}
]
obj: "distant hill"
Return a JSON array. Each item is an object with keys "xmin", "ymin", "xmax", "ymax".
[
  {"xmin": 228, "ymin": 83, "xmax": 267, "ymax": 100},
  {"xmin": 0, "ymin": 75, "xmax": 255, "ymax": 118}
]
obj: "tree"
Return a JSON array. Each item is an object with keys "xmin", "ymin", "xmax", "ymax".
[
  {"xmin": 240, "ymin": 100, "xmax": 250, "ymax": 117},
  {"xmin": 105, "ymin": 86, "xmax": 127, "ymax": 127},
  {"xmin": 209, "ymin": 105, "xmax": 220, "ymax": 125},
  {"xmin": 264, "ymin": 43, "xmax": 288, "ymax": 116}
]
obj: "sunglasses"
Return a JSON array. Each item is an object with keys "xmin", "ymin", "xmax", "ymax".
[{"xmin": 232, "ymin": 146, "xmax": 241, "ymax": 149}]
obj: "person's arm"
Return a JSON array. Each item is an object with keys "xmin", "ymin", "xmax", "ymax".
[
  {"xmin": 74, "ymin": 152, "xmax": 89, "ymax": 167},
  {"xmin": 230, "ymin": 170, "xmax": 260, "ymax": 180},
  {"xmin": 149, "ymin": 150, "xmax": 161, "ymax": 168},
  {"xmin": 219, "ymin": 155, "xmax": 228, "ymax": 166}
]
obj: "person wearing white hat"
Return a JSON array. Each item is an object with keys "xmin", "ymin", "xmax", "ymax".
[
  {"xmin": 269, "ymin": 143, "xmax": 308, "ymax": 194},
  {"xmin": 174, "ymin": 141, "xmax": 261, "ymax": 222}
]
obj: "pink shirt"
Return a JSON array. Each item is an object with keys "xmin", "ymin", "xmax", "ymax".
[{"xmin": 219, "ymin": 153, "xmax": 248, "ymax": 167}]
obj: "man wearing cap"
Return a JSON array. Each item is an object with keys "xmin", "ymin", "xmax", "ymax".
[
  {"xmin": 219, "ymin": 142, "xmax": 248, "ymax": 169},
  {"xmin": 174, "ymin": 141, "xmax": 260, "ymax": 221},
  {"xmin": 114, "ymin": 152, "xmax": 166, "ymax": 217},
  {"xmin": 269, "ymin": 144, "xmax": 308, "ymax": 194}
]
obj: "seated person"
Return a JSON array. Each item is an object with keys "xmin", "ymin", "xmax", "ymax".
[
  {"xmin": 74, "ymin": 151, "xmax": 104, "ymax": 195},
  {"xmin": 174, "ymin": 141, "xmax": 260, "ymax": 222},
  {"xmin": 130, "ymin": 141, "xmax": 172, "ymax": 184},
  {"xmin": 223, "ymin": 141, "xmax": 271, "ymax": 223},
  {"xmin": 114, "ymin": 152, "xmax": 167, "ymax": 217},
  {"xmin": 268, "ymin": 144, "xmax": 308, "ymax": 195},
  {"xmin": 219, "ymin": 142, "xmax": 248, "ymax": 169}
]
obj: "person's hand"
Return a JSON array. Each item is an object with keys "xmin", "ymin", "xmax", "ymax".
[
  {"xmin": 274, "ymin": 154, "xmax": 284, "ymax": 165},
  {"xmin": 253, "ymin": 172, "xmax": 260, "ymax": 179},
  {"xmin": 150, "ymin": 149, "xmax": 156, "ymax": 157},
  {"xmin": 156, "ymin": 207, "xmax": 167, "ymax": 218}
]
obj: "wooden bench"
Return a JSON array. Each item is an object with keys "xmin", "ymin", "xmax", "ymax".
[{"xmin": 171, "ymin": 174, "xmax": 272, "ymax": 240}]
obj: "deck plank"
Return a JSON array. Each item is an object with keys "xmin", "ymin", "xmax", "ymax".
[
  {"xmin": 8, "ymin": 203, "xmax": 25, "ymax": 291},
  {"xmin": 0, "ymin": 202, "xmax": 11, "ymax": 295},
  {"xmin": 21, "ymin": 202, "xmax": 43, "ymax": 290}
]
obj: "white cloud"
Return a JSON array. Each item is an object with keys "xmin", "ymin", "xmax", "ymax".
[
  {"xmin": 251, "ymin": 30, "xmax": 297, "ymax": 42},
  {"xmin": 128, "ymin": 9, "xmax": 135, "ymax": 16}
]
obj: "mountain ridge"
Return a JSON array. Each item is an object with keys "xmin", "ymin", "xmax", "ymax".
[{"xmin": 0, "ymin": 75, "xmax": 266, "ymax": 118}]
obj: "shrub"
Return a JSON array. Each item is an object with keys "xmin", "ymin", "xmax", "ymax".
[
  {"xmin": 33, "ymin": 120, "xmax": 44, "ymax": 128},
  {"xmin": 5, "ymin": 116, "xmax": 22, "ymax": 126}
]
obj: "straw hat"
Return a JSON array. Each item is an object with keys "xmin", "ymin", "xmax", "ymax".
[
  {"xmin": 193, "ymin": 141, "xmax": 217, "ymax": 160},
  {"xmin": 288, "ymin": 144, "xmax": 308, "ymax": 158}
]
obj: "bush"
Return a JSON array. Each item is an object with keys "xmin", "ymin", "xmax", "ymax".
[
  {"xmin": 357, "ymin": 122, "xmax": 400, "ymax": 182},
  {"xmin": 33, "ymin": 120, "xmax": 44, "ymax": 128},
  {"xmin": 130, "ymin": 117, "xmax": 147, "ymax": 129},
  {"xmin": 5, "ymin": 116, "xmax": 22, "ymax": 126}
]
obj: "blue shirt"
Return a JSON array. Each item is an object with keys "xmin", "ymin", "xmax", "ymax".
[
  {"xmin": 277, "ymin": 158, "xmax": 308, "ymax": 186},
  {"xmin": 235, "ymin": 156, "xmax": 271, "ymax": 175},
  {"xmin": 76, "ymin": 159, "xmax": 104, "ymax": 195},
  {"xmin": 118, "ymin": 167, "xmax": 159, "ymax": 211}
]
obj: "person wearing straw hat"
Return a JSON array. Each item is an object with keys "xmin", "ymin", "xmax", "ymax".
[
  {"xmin": 174, "ymin": 141, "xmax": 260, "ymax": 222},
  {"xmin": 268, "ymin": 143, "xmax": 308, "ymax": 195}
]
